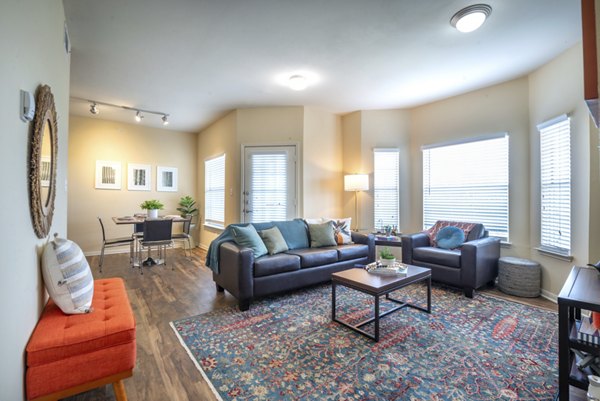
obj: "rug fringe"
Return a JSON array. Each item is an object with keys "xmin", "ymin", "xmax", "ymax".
[{"xmin": 169, "ymin": 321, "xmax": 224, "ymax": 401}]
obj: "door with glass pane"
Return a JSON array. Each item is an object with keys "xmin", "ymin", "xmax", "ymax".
[{"xmin": 242, "ymin": 146, "xmax": 297, "ymax": 223}]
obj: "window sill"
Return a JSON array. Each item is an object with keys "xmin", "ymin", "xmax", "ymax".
[
  {"xmin": 204, "ymin": 223, "xmax": 224, "ymax": 231},
  {"xmin": 535, "ymin": 247, "xmax": 573, "ymax": 262},
  {"xmin": 500, "ymin": 241, "xmax": 512, "ymax": 248}
]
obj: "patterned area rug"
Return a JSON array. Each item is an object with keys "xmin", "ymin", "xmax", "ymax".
[{"xmin": 171, "ymin": 283, "xmax": 558, "ymax": 401}]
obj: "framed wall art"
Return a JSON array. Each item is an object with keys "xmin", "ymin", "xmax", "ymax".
[
  {"xmin": 128, "ymin": 163, "xmax": 151, "ymax": 191},
  {"xmin": 157, "ymin": 166, "xmax": 178, "ymax": 192},
  {"xmin": 95, "ymin": 160, "xmax": 122, "ymax": 190}
]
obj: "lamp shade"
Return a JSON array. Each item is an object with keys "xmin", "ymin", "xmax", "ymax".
[{"xmin": 344, "ymin": 174, "xmax": 369, "ymax": 191}]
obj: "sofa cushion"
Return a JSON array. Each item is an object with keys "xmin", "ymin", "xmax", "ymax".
[
  {"xmin": 308, "ymin": 221, "xmax": 337, "ymax": 248},
  {"xmin": 254, "ymin": 254, "xmax": 301, "ymax": 277},
  {"xmin": 273, "ymin": 219, "xmax": 310, "ymax": 250},
  {"xmin": 258, "ymin": 226, "xmax": 289, "ymax": 255},
  {"xmin": 325, "ymin": 217, "xmax": 353, "ymax": 245},
  {"xmin": 436, "ymin": 226, "xmax": 465, "ymax": 249},
  {"xmin": 286, "ymin": 248, "xmax": 338, "ymax": 268},
  {"xmin": 413, "ymin": 247, "xmax": 461, "ymax": 268},
  {"xmin": 336, "ymin": 244, "xmax": 369, "ymax": 261},
  {"xmin": 232, "ymin": 224, "xmax": 268, "ymax": 258}
]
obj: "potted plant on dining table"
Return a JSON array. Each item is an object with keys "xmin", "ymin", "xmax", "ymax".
[{"xmin": 140, "ymin": 199, "xmax": 164, "ymax": 219}]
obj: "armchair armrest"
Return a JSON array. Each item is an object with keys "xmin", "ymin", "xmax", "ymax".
[
  {"xmin": 213, "ymin": 241, "xmax": 255, "ymax": 308},
  {"xmin": 461, "ymin": 237, "xmax": 501, "ymax": 291},
  {"xmin": 401, "ymin": 233, "xmax": 431, "ymax": 264},
  {"xmin": 351, "ymin": 232, "xmax": 376, "ymax": 263}
]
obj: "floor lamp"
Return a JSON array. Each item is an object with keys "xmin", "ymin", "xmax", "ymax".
[{"xmin": 344, "ymin": 174, "xmax": 369, "ymax": 231}]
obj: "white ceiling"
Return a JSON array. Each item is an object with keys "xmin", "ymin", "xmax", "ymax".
[{"xmin": 64, "ymin": 0, "xmax": 581, "ymax": 133}]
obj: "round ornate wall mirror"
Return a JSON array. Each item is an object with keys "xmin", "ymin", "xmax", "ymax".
[{"xmin": 29, "ymin": 85, "xmax": 58, "ymax": 238}]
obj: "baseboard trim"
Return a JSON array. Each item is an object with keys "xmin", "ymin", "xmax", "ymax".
[
  {"xmin": 540, "ymin": 289, "xmax": 557, "ymax": 303},
  {"xmin": 199, "ymin": 243, "xmax": 209, "ymax": 251}
]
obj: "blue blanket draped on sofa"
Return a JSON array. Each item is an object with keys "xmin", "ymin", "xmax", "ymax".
[{"xmin": 205, "ymin": 219, "xmax": 310, "ymax": 274}]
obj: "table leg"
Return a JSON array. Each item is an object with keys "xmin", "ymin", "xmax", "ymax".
[
  {"xmin": 374, "ymin": 295, "xmax": 380, "ymax": 342},
  {"xmin": 558, "ymin": 303, "xmax": 570, "ymax": 401},
  {"xmin": 427, "ymin": 275, "xmax": 432, "ymax": 313}
]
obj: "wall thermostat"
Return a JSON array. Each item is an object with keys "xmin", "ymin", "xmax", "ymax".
[{"xmin": 20, "ymin": 90, "xmax": 35, "ymax": 122}]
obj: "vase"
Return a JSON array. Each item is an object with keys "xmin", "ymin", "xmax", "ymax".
[
  {"xmin": 147, "ymin": 209, "xmax": 159, "ymax": 219},
  {"xmin": 380, "ymin": 258, "xmax": 396, "ymax": 266}
]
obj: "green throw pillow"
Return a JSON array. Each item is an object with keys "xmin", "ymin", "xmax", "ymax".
[
  {"xmin": 259, "ymin": 226, "xmax": 289, "ymax": 255},
  {"xmin": 232, "ymin": 224, "xmax": 268, "ymax": 258},
  {"xmin": 308, "ymin": 221, "xmax": 336, "ymax": 248}
]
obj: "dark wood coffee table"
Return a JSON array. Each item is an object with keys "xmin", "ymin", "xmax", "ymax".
[{"xmin": 331, "ymin": 265, "xmax": 431, "ymax": 341}]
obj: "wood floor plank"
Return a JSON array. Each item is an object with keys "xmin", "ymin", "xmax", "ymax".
[{"xmin": 61, "ymin": 248, "xmax": 583, "ymax": 401}]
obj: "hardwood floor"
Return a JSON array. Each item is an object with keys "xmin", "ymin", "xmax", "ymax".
[{"xmin": 65, "ymin": 248, "xmax": 585, "ymax": 401}]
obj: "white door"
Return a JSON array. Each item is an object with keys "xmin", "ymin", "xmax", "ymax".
[{"xmin": 242, "ymin": 145, "xmax": 297, "ymax": 223}]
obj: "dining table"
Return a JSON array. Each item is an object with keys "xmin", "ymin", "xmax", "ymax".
[{"xmin": 112, "ymin": 215, "xmax": 189, "ymax": 266}]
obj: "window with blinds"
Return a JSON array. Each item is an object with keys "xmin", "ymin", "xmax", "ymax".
[
  {"xmin": 538, "ymin": 115, "xmax": 571, "ymax": 255},
  {"xmin": 374, "ymin": 149, "xmax": 399, "ymax": 230},
  {"xmin": 422, "ymin": 134, "xmax": 509, "ymax": 240},
  {"xmin": 249, "ymin": 152, "xmax": 288, "ymax": 223},
  {"xmin": 205, "ymin": 154, "xmax": 225, "ymax": 228}
]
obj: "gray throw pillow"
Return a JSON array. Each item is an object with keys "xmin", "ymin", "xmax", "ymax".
[
  {"xmin": 232, "ymin": 224, "xmax": 268, "ymax": 258},
  {"xmin": 308, "ymin": 221, "xmax": 336, "ymax": 248},
  {"xmin": 259, "ymin": 226, "xmax": 289, "ymax": 255}
]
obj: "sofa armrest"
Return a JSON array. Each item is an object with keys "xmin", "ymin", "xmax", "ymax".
[
  {"xmin": 401, "ymin": 233, "xmax": 430, "ymax": 264},
  {"xmin": 212, "ymin": 241, "xmax": 255, "ymax": 304},
  {"xmin": 351, "ymin": 232, "xmax": 376, "ymax": 263},
  {"xmin": 461, "ymin": 237, "xmax": 501, "ymax": 290}
]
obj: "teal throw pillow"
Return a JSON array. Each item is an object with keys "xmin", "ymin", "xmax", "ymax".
[
  {"xmin": 232, "ymin": 224, "xmax": 268, "ymax": 258},
  {"xmin": 435, "ymin": 226, "xmax": 465, "ymax": 249},
  {"xmin": 308, "ymin": 221, "xmax": 336, "ymax": 248},
  {"xmin": 259, "ymin": 226, "xmax": 289, "ymax": 255}
]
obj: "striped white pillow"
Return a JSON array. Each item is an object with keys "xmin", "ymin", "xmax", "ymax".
[{"xmin": 42, "ymin": 236, "xmax": 94, "ymax": 314}]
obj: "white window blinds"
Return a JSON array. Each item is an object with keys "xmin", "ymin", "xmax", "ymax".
[
  {"xmin": 205, "ymin": 154, "xmax": 225, "ymax": 228},
  {"xmin": 249, "ymin": 152, "xmax": 288, "ymax": 223},
  {"xmin": 374, "ymin": 149, "xmax": 399, "ymax": 230},
  {"xmin": 539, "ymin": 115, "xmax": 571, "ymax": 255},
  {"xmin": 422, "ymin": 134, "xmax": 509, "ymax": 240}
]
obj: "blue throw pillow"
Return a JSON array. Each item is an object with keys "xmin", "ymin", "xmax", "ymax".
[
  {"xmin": 435, "ymin": 226, "xmax": 465, "ymax": 249},
  {"xmin": 273, "ymin": 219, "xmax": 309, "ymax": 250},
  {"xmin": 231, "ymin": 224, "xmax": 268, "ymax": 258}
]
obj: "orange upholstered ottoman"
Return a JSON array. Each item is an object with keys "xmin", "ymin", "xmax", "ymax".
[{"xmin": 26, "ymin": 278, "xmax": 136, "ymax": 401}]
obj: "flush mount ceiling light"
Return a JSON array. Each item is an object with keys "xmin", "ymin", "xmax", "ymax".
[
  {"xmin": 73, "ymin": 97, "xmax": 170, "ymax": 126},
  {"xmin": 450, "ymin": 4, "xmax": 492, "ymax": 33},
  {"xmin": 288, "ymin": 75, "xmax": 308, "ymax": 91}
]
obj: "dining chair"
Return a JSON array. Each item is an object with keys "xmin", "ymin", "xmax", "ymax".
[
  {"xmin": 97, "ymin": 217, "xmax": 134, "ymax": 273},
  {"xmin": 136, "ymin": 219, "xmax": 173, "ymax": 274},
  {"xmin": 172, "ymin": 217, "xmax": 193, "ymax": 257}
]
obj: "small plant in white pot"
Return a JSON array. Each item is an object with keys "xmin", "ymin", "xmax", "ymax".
[
  {"xmin": 140, "ymin": 199, "xmax": 164, "ymax": 219},
  {"xmin": 379, "ymin": 247, "xmax": 396, "ymax": 266}
]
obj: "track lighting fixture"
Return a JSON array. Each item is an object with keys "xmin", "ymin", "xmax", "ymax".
[{"xmin": 73, "ymin": 97, "xmax": 171, "ymax": 126}]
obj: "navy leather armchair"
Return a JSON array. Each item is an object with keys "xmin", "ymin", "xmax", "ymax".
[{"xmin": 401, "ymin": 222, "xmax": 501, "ymax": 298}]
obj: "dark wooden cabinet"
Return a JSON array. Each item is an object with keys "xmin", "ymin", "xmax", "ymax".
[{"xmin": 558, "ymin": 265, "xmax": 600, "ymax": 400}]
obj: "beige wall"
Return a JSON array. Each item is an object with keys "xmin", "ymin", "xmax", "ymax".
[
  {"xmin": 197, "ymin": 106, "xmax": 344, "ymax": 249},
  {"xmin": 68, "ymin": 116, "xmax": 197, "ymax": 254},
  {"xmin": 528, "ymin": 44, "xmax": 594, "ymax": 296},
  {"xmin": 410, "ymin": 77, "xmax": 531, "ymax": 257},
  {"xmin": 303, "ymin": 107, "xmax": 343, "ymax": 218},
  {"xmin": 0, "ymin": 1, "xmax": 70, "ymax": 398},
  {"xmin": 198, "ymin": 111, "xmax": 238, "ymax": 248}
]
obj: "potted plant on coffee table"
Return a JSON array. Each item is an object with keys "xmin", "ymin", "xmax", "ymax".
[
  {"xmin": 379, "ymin": 247, "xmax": 396, "ymax": 266},
  {"xmin": 140, "ymin": 199, "xmax": 164, "ymax": 219}
]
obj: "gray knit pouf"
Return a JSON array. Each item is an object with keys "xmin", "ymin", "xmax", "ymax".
[{"xmin": 497, "ymin": 257, "xmax": 541, "ymax": 297}]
